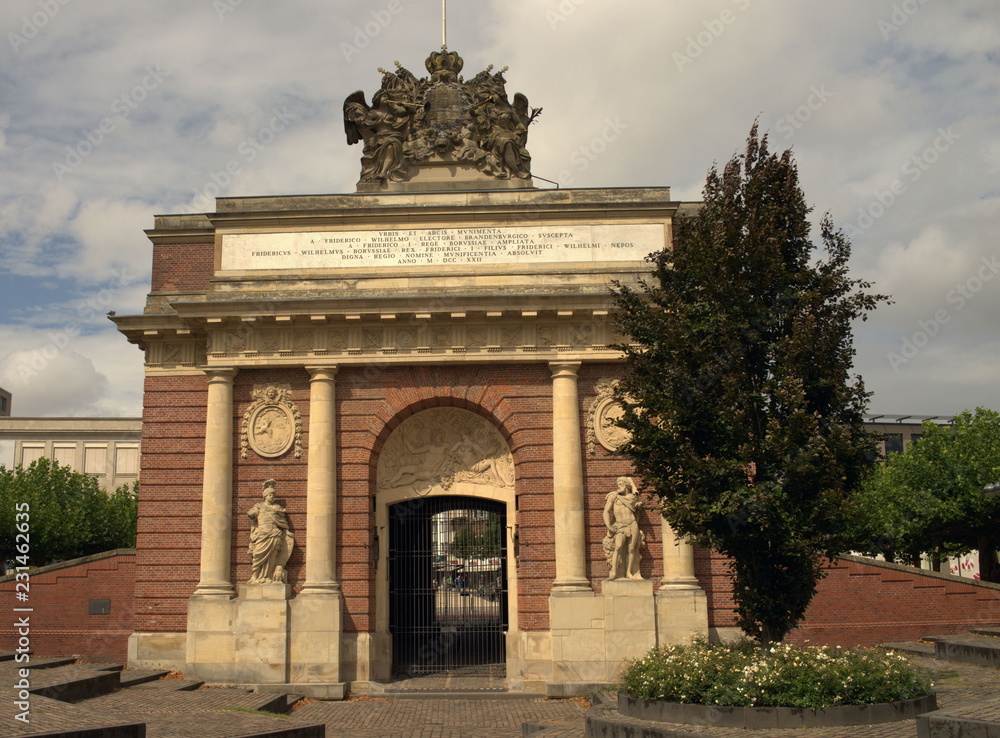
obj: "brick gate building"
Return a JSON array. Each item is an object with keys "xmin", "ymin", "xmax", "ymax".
[{"xmin": 112, "ymin": 49, "xmax": 709, "ymax": 698}]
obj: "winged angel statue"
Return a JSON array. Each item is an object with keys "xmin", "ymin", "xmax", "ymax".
[{"xmin": 344, "ymin": 51, "xmax": 541, "ymax": 185}]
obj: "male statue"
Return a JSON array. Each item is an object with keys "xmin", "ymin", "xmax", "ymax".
[{"xmin": 602, "ymin": 476, "xmax": 645, "ymax": 580}]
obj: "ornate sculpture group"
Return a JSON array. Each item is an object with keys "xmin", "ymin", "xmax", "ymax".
[
  {"xmin": 376, "ymin": 407, "xmax": 515, "ymax": 494},
  {"xmin": 344, "ymin": 49, "xmax": 540, "ymax": 185}
]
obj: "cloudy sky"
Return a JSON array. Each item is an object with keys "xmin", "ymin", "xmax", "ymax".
[{"xmin": 0, "ymin": 0, "xmax": 997, "ymax": 462}]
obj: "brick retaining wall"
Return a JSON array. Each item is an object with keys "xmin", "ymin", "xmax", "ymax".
[
  {"xmin": 698, "ymin": 552, "xmax": 1000, "ymax": 645},
  {"xmin": 0, "ymin": 549, "xmax": 135, "ymax": 663}
]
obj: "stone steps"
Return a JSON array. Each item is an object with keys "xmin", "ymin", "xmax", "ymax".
[
  {"xmin": 0, "ymin": 659, "xmax": 326, "ymax": 738},
  {"xmin": 917, "ymin": 696, "xmax": 1000, "ymax": 738},
  {"xmin": 881, "ymin": 640, "xmax": 937, "ymax": 658},
  {"xmin": 924, "ymin": 632, "xmax": 1000, "ymax": 669}
]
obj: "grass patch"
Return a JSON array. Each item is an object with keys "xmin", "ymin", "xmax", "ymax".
[{"xmin": 618, "ymin": 638, "xmax": 932, "ymax": 709}]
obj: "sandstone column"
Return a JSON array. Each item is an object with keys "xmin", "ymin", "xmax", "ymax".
[
  {"xmin": 549, "ymin": 361, "xmax": 591, "ymax": 592},
  {"xmin": 194, "ymin": 368, "xmax": 237, "ymax": 597},
  {"xmin": 301, "ymin": 366, "xmax": 340, "ymax": 595},
  {"xmin": 289, "ymin": 365, "xmax": 343, "ymax": 694},
  {"xmin": 659, "ymin": 518, "xmax": 700, "ymax": 588},
  {"xmin": 655, "ymin": 517, "xmax": 708, "ymax": 645}
]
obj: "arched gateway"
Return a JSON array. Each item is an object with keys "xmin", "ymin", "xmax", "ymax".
[
  {"xmin": 376, "ymin": 407, "xmax": 516, "ymax": 678},
  {"xmin": 114, "ymin": 47, "xmax": 709, "ymax": 699}
]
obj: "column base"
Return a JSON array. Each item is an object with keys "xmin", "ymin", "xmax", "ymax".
[
  {"xmin": 655, "ymin": 585, "xmax": 708, "ymax": 645},
  {"xmin": 298, "ymin": 581, "xmax": 342, "ymax": 597},
  {"xmin": 550, "ymin": 579, "xmax": 593, "ymax": 594},
  {"xmin": 191, "ymin": 582, "xmax": 236, "ymax": 598}
]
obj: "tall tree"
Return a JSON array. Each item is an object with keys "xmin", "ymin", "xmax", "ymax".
[
  {"xmin": 853, "ymin": 409, "xmax": 1000, "ymax": 581},
  {"xmin": 612, "ymin": 124, "xmax": 887, "ymax": 647},
  {"xmin": 0, "ymin": 457, "xmax": 138, "ymax": 568}
]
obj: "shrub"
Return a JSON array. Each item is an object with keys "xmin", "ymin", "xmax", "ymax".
[{"xmin": 618, "ymin": 638, "xmax": 932, "ymax": 708}]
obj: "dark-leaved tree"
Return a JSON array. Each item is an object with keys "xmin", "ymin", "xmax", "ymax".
[{"xmin": 612, "ymin": 124, "xmax": 887, "ymax": 648}]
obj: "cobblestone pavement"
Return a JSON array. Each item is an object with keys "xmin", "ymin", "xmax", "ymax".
[
  {"xmin": 3, "ymin": 652, "xmax": 1000, "ymax": 737},
  {"xmin": 292, "ymin": 696, "xmax": 588, "ymax": 737}
]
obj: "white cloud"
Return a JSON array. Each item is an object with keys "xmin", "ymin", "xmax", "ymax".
[{"xmin": 0, "ymin": 0, "xmax": 997, "ymax": 419}]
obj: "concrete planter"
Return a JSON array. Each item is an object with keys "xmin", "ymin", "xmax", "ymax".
[{"xmin": 618, "ymin": 691, "xmax": 937, "ymax": 729}]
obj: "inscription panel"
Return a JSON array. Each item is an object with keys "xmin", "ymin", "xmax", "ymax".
[{"xmin": 220, "ymin": 224, "xmax": 663, "ymax": 271}]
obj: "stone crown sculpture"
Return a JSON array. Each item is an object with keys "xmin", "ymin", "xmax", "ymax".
[{"xmin": 344, "ymin": 50, "xmax": 541, "ymax": 189}]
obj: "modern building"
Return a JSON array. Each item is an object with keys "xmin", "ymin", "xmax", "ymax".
[
  {"xmin": 864, "ymin": 413, "xmax": 954, "ymax": 456},
  {"xmin": 0, "ymin": 386, "xmax": 11, "ymax": 416},
  {"xmin": 0, "ymin": 416, "xmax": 142, "ymax": 491}
]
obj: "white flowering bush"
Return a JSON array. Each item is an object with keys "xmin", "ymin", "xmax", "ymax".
[{"xmin": 618, "ymin": 638, "xmax": 932, "ymax": 708}]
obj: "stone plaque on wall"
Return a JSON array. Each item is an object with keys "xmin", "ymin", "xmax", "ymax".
[{"xmin": 220, "ymin": 223, "xmax": 663, "ymax": 271}]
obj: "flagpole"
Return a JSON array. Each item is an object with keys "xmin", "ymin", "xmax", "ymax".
[{"xmin": 442, "ymin": 0, "xmax": 447, "ymax": 49}]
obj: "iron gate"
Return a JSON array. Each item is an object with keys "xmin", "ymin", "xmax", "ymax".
[{"xmin": 389, "ymin": 496, "xmax": 508, "ymax": 677}]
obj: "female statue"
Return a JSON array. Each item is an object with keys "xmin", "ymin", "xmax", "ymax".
[{"xmin": 247, "ymin": 479, "xmax": 294, "ymax": 584}]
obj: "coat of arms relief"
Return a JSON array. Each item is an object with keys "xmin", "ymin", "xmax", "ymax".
[{"xmin": 241, "ymin": 384, "xmax": 303, "ymax": 460}]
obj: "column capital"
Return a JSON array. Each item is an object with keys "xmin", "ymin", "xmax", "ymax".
[
  {"xmin": 549, "ymin": 361, "xmax": 582, "ymax": 379},
  {"xmin": 306, "ymin": 365, "xmax": 339, "ymax": 381},
  {"xmin": 203, "ymin": 367, "xmax": 238, "ymax": 381}
]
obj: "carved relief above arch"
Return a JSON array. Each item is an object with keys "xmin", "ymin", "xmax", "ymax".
[{"xmin": 376, "ymin": 407, "xmax": 514, "ymax": 496}]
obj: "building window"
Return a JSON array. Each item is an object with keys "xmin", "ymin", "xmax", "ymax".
[
  {"xmin": 20, "ymin": 445, "xmax": 44, "ymax": 466},
  {"xmin": 0, "ymin": 395, "xmax": 6, "ymax": 412},
  {"xmin": 115, "ymin": 446, "xmax": 139, "ymax": 476},
  {"xmin": 84, "ymin": 445, "xmax": 107, "ymax": 475},
  {"xmin": 909, "ymin": 434, "xmax": 923, "ymax": 447},
  {"xmin": 53, "ymin": 444, "xmax": 76, "ymax": 469},
  {"xmin": 884, "ymin": 433, "xmax": 904, "ymax": 455}
]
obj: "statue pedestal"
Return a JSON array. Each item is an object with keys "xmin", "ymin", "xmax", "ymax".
[
  {"xmin": 357, "ymin": 156, "xmax": 535, "ymax": 193},
  {"xmin": 546, "ymin": 578, "xmax": 658, "ymax": 695},
  {"xmin": 601, "ymin": 579, "xmax": 657, "ymax": 675},
  {"xmin": 185, "ymin": 584, "xmax": 345, "ymax": 697},
  {"xmin": 233, "ymin": 583, "xmax": 291, "ymax": 684},
  {"xmin": 240, "ymin": 582, "xmax": 292, "ymax": 600}
]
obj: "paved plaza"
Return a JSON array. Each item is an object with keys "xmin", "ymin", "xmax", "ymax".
[{"xmin": 2, "ymin": 650, "xmax": 1000, "ymax": 736}]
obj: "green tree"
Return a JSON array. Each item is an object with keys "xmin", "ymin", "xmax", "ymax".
[
  {"xmin": 450, "ymin": 513, "xmax": 502, "ymax": 560},
  {"xmin": 852, "ymin": 409, "xmax": 1000, "ymax": 581},
  {"xmin": 0, "ymin": 458, "xmax": 138, "ymax": 568},
  {"xmin": 612, "ymin": 124, "xmax": 887, "ymax": 648}
]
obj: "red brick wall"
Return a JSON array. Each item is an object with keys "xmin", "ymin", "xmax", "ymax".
[
  {"xmin": 134, "ymin": 374, "xmax": 207, "ymax": 632},
  {"xmin": 698, "ymin": 551, "xmax": 1000, "ymax": 645},
  {"xmin": 0, "ymin": 551, "xmax": 135, "ymax": 664},
  {"xmin": 134, "ymin": 361, "xmax": 662, "ymax": 635},
  {"xmin": 150, "ymin": 242, "xmax": 214, "ymax": 292}
]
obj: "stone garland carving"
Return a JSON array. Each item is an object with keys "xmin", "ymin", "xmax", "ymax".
[
  {"xmin": 344, "ymin": 49, "xmax": 541, "ymax": 185},
  {"xmin": 376, "ymin": 407, "xmax": 514, "ymax": 495},
  {"xmin": 603, "ymin": 476, "xmax": 645, "ymax": 580},
  {"xmin": 588, "ymin": 379, "xmax": 632, "ymax": 454},
  {"xmin": 240, "ymin": 384, "xmax": 303, "ymax": 459},
  {"xmin": 247, "ymin": 479, "xmax": 294, "ymax": 584}
]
